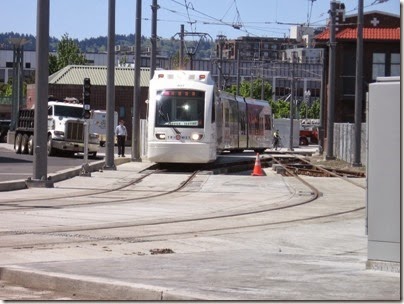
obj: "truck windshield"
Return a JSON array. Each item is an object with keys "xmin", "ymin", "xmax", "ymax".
[
  {"xmin": 51, "ymin": 105, "xmax": 83, "ymax": 118},
  {"xmin": 155, "ymin": 89, "xmax": 205, "ymax": 128}
]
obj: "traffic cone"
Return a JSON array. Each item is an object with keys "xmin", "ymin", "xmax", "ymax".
[{"xmin": 251, "ymin": 153, "xmax": 265, "ymax": 176}]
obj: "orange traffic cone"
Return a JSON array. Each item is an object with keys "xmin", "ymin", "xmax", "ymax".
[{"xmin": 251, "ymin": 153, "xmax": 265, "ymax": 176}]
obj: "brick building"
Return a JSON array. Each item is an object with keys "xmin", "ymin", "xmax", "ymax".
[{"xmin": 314, "ymin": 10, "xmax": 400, "ymax": 122}]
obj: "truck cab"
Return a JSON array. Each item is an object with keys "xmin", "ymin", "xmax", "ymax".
[{"xmin": 15, "ymin": 101, "xmax": 100, "ymax": 157}]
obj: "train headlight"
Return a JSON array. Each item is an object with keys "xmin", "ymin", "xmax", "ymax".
[
  {"xmin": 191, "ymin": 133, "xmax": 203, "ymax": 141},
  {"xmin": 155, "ymin": 133, "xmax": 166, "ymax": 140}
]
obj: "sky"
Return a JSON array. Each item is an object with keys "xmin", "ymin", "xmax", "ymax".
[{"xmin": 0, "ymin": 0, "xmax": 401, "ymax": 41}]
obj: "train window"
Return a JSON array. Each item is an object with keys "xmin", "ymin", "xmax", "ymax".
[
  {"xmin": 155, "ymin": 90, "xmax": 205, "ymax": 128},
  {"xmin": 264, "ymin": 115, "xmax": 271, "ymax": 130}
]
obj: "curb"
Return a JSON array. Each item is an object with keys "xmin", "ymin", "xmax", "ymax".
[
  {"xmin": 0, "ymin": 157, "xmax": 131, "ymax": 192},
  {"xmin": 0, "ymin": 266, "xmax": 201, "ymax": 300}
]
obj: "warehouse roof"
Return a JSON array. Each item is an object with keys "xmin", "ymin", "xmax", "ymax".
[{"xmin": 49, "ymin": 65, "xmax": 151, "ymax": 87}]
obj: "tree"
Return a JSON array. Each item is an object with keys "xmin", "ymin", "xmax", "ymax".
[
  {"xmin": 49, "ymin": 33, "xmax": 87, "ymax": 75},
  {"xmin": 226, "ymin": 78, "xmax": 272, "ymax": 100},
  {"xmin": 270, "ymin": 100, "xmax": 290, "ymax": 118}
]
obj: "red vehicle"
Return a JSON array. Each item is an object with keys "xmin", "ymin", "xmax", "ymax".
[{"xmin": 299, "ymin": 125, "xmax": 319, "ymax": 146}]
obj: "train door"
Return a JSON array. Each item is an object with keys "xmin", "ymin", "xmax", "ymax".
[{"xmin": 237, "ymin": 97, "xmax": 247, "ymax": 150}]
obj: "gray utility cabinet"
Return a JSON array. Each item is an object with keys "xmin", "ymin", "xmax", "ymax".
[{"xmin": 367, "ymin": 76, "xmax": 400, "ymax": 263}]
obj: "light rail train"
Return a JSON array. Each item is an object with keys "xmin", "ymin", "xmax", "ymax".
[{"xmin": 147, "ymin": 70, "xmax": 273, "ymax": 163}]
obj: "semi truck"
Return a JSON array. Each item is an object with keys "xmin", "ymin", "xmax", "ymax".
[{"xmin": 14, "ymin": 100, "xmax": 100, "ymax": 157}]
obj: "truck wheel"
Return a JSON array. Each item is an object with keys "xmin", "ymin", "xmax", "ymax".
[
  {"xmin": 27, "ymin": 135, "xmax": 34, "ymax": 155},
  {"xmin": 21, "ymin": 134, "xmax": 29, "ymax": 154},
  {"xmin": 15, "ymin": 133, "xmax": 22, "ymax": 154},
  {"xmin": 47, "ymin": 135, "xmax": 56, "ymax": 156}
]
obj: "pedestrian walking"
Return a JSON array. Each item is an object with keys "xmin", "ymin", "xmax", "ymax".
[
  {"xmin": 115, "ymin": 120, "xmax": 127, "ymax": 157},
  {"xmin": 273, "ymin": 129, "xmax": 280, "ymax": 150}
]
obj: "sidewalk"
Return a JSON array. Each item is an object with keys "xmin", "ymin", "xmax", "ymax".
[{"xmin": 0, "ymin": 160, "xmax": 399, "ymax": 300}]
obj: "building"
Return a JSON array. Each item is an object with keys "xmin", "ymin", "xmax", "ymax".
[
  {"xmin": 314, "ymin": 10, "xmax": 400, "ymax": 122},
  {"xmin": 216, "ymin": 36, "xmax": 306, "ymax": 61},
  {"xmin": 26, "ymin": 65, "xmax": 151, "ymax": 141},
  {"xmin": 0, "ymin": 50, "xmax": 169, "ymax": 84}
]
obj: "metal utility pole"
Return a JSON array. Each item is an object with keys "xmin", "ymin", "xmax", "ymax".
[
  {"xmin": 104, "ymin": 0, "xmax": 116, "ymax": 170},
  {"xmin": 318, "ymin": 49, "xmax": 326, "ymax": 154},
  {"xmin": 131, "ymin": 0, "xmax": 142, "ymax": 161},
  {"xmin": 326, "ymin": 0, "xmax": 337, "ymax": 160},
  {"xmin": 150, "ymin": 0, "xmax": 158, "ymax": 79},
  {"xmin": 180, "ymin": 24, "xmax": 184, "ymax": 69},
  {"xmin": 353, "ymin": 0, "xmax": 363, "ymax": 167},
  {"xmin": 31, "ymin": 0, "xmax": 52, "ymax": 187}
]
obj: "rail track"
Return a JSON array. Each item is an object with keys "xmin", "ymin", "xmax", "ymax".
[{"xmin": 0, "ymin": 155, "xmax": 366, "ymax": 249}]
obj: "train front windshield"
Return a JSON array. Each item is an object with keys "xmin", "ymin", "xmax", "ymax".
[{"xmin": 155, "ymin": 90, "xmax": 205, "ymax": 128}]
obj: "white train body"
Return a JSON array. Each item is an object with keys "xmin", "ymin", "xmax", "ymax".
[{"xmin": 147, "ymin": 70, "xmax": 272, "ymax": 163}]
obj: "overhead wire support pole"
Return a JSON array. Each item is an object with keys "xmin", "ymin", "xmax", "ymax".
[
  {"xmin": 30, "ymin": 0, "xmax": 52, "ymax": 188},
  {"xmin": 132, "ymin": 0, "xmax": 142, "ymax": 161},
  {"xmin": 180, "ymin": 24, "xmax": 184, "ymax": 69},
  {"xmin": 104, "ymin": 0, "xmax": 116, "ymax": 170},
  {"xmin": 150, "ymin": 0, "xmax": 158, "ymax": 79},
  {"xmin": 353, "ymin": 0, "xmax": 363, "ymax": 167},
  {"xmin": 326, "ymin": 0, "xmax": 337, "ymax": 160}
]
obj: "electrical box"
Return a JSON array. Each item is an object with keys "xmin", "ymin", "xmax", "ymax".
[{"xmin": 367, "ymin": 76, "xmax": 400, "ymax": 267}]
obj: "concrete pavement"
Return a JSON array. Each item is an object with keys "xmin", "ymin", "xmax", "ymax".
[{"xmin": 0, "ymin": 147, "xmax": 400, "ymax": 301}]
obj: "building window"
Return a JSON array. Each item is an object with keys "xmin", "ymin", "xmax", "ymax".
[
  {"xmin": 372, "ymin": 53, "xmax": 385, "ymax": 80},
  {"xmin": 372, "ymin": 52, "xmax": 400, "ymax": 80},
  {"xmin": 6, "ymin": 62, "xmax": 13, "ymax": 68},
  {"xmin": 119, "ymin": 106, "xmax": 125, "ymax": 118},
  {"xmin": 390, "ymin": 53, "xmax": 400, "ymax": 77},
  {"xmin": 25, "ymin": 62, "xmax": 31, "ymax": 69}
]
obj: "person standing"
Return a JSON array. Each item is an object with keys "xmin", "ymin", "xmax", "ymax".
[{"xmin": 115, "ymin": 120, "xmax": 127, "ymax": 157}]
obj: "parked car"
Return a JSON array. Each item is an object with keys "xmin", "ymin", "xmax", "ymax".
[{"xmin": 299, "ymin": 124, "xmax": 319, "ymax": 146}]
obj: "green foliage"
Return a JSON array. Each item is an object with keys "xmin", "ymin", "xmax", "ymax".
[
  {"xmin": 49, "ymin": 33, "xmax": 87, "ymax": 75},
  {"xmin": 297, "ymin": 98, "xmax": 320, "ymax": 119},
  {"xmin": 271, "ymin": 100, "xmax": 290, "ymax": 118},
  {"xmin": 0, "ymin": 79, "xmax": 28, "ymax": 98},
  {"xmin": 226, "ymin": 78, "xmax": 272, "ymax": 100},
  {"xmin": 225, "ymin": 78, "xmax": 321, "ymax": 120}
]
